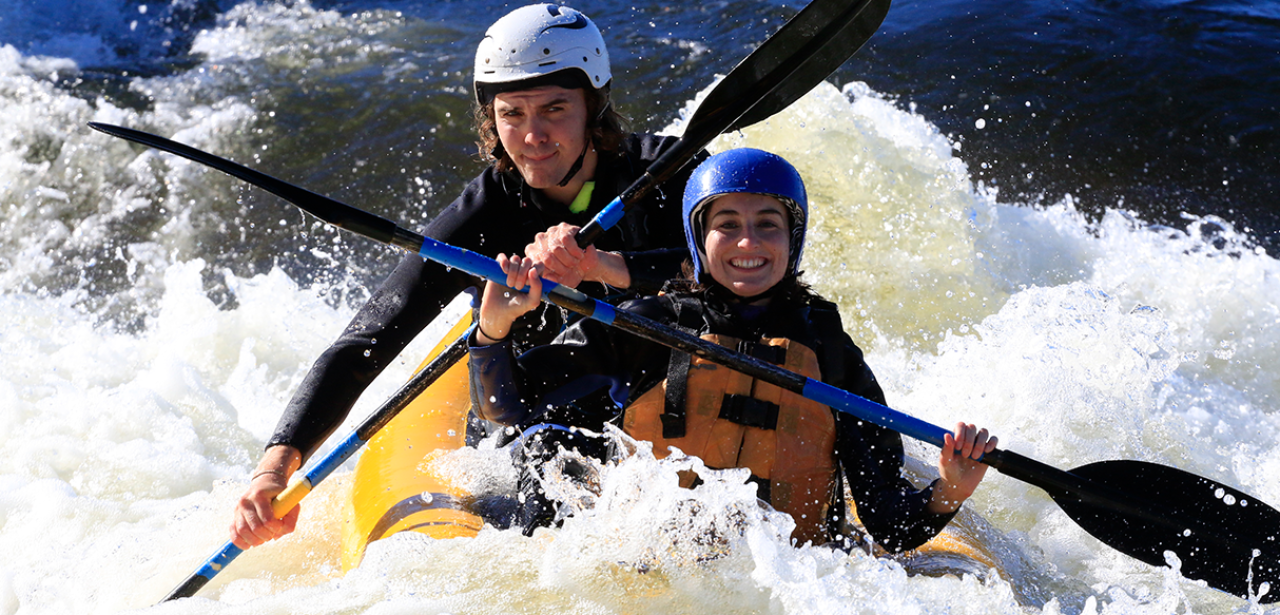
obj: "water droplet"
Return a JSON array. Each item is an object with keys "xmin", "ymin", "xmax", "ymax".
[
  {"xmin": 363, "ymin": 350, "xmax": 371, "ymax": 357},
  {"xmin": 1215, "ymin": 487, "xmax": 1225, "ymax": 499},
  {"xmin": 419, "ymin": 492, "xmax": 434, "ymax": 505},
  {"xmin": 975, "ymin": 118, "xmax": 987, "ymax": 129},
  {"xmin": 1183, "ymin": 529, "xmax": 1192, "ymax": 537},
  {"xmin": 1224, "ymin": 494, "xmax": 1237, "ymax": 505}
]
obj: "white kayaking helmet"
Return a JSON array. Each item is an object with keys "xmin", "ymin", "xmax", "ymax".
[{"xmin": 474, "ymin": 4, "xmax": 611, "ymax": 105}]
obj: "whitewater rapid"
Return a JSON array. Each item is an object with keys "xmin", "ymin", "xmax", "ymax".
[{"xmin": 2, "ymin": 2, "xmax": 1279, "ymax": 614}]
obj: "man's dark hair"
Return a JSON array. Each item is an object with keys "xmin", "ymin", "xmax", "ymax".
[{"xmin": 473, "ymin": 85, "xmax": 627, "ymax": 173}]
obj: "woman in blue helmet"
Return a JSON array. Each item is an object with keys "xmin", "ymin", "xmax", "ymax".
[{"xmin": 468, "ymin": 148, "xmax": 997, "ymax": 550}]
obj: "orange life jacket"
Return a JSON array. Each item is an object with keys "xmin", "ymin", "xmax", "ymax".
[{"xmin": 622, "ymin": 334, "xmax": 838, "ymax": 545}]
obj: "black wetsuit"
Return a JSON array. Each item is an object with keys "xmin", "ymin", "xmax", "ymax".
[
  {"xmin": 467, "ymin": 286, "xmax": 957, "ymax": 552},
  {"xmin": 267, "ymin": 134, "xmax": 703, "ymax": 460}
]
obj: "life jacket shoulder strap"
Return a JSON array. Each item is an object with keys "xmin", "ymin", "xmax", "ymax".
[{"xmin": 660, "ymin": 296, "xmax": 703, "ymax": 439}]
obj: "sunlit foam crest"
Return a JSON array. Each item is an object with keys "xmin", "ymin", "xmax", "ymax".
[
  {"xmin": 0, "ymin": 1, "xmax": 414, "ymax": 329},
  {"xmin": 0, "ymin": 47, "xmax": 259, "ymax": 327},
  {"xmin": 669, "ymin": 80, "xmax": 1004, "ymax": 354},
  {"xmin": 190, "ymin": 1, "xmax": 408, "ymax": 64}
]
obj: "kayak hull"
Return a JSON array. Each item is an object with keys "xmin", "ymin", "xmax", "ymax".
[
  {"xmin": 340, "ymin": 314, "xmax": 481, "ymax": 570},
  {"xmin": 340, "ymin": 311, "xmax": 1003, "ymax": 581}
]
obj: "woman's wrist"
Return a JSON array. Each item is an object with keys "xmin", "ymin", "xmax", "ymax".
[
  {"xmin": 476, "ymin": 322, "xmax": 508, "ymax": 344},
  {"xmin": 475, "ymin": 314, "xmax": 511, "ymax": 344},
  {"xmin": 928, "ymin": 480, "xmax": 970, "ymax": 514}
]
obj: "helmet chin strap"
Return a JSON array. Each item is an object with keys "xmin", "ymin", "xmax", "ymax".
[
  {"xmin": 557, "ymin": 97, "xmax": 611, "ymax": 188},
  {"xmin": 557, "ymin": 140, "xmax": 591, "ymax": 187}
]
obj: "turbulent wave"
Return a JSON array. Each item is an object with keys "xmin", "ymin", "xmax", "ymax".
[{"xmin": 1, "ymin": 1, "xmax": 1278, "ymax": 614}]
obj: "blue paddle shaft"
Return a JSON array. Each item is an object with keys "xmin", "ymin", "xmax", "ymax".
[
  {"xmin": 588, "ymin": 197, "xmax": 626, "ymax": 236},
  {"xmin": 417, "ymin": 236, "xmax": 617, "ymax": 326},
  {"xmin": 415, "ymin": 235, "xmax": 953, "ymax": 448},
  {"xmin": 803, "ymin": 380, "xmax": 949, "ymax": 447}
]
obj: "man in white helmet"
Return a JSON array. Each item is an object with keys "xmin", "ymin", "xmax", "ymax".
[{"xmin": 229, "ymin": 4, "xmax": 704, "ymax": 549}]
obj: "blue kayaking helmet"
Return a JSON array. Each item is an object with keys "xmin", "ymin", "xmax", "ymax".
[{"xmin": 682, "ymin": 148, "xmax": 809, "ymax": 284}]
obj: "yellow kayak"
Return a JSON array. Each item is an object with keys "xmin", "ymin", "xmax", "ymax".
[
  {"xmin": 339, "ymin": 308, "xmax": 1003, "ymax": 581},
  {"xmin": 340, "ymin": 313, "xmax": 481, "ymax": 570}
]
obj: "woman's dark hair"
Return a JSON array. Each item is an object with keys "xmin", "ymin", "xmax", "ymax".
[
  {"xmin": 671, "ymin": 258, "xmax": 818, "ymax": 303},
  {"xmin": 472, "ymin": 85, "xmax": 627, "ymax": 173}
]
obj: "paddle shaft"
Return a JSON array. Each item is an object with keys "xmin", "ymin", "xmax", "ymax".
[
  {"xmin": 101, "ymin": 123, "xmax": 1278, "ymax": 603},
  {"xmin": 415, "ymin": 234, "xmax": 1280, "ymax": 586},
  {"xmin": 159, "ymin": 327, "xmax": 472, "ymax": 601},
  {"xmin": 95, "ymin": 118, "xmax": 1266, "ymax": 541}
]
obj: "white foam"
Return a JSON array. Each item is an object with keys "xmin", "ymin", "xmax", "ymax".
[{"xmin": 2, "ymin": 13, "xmax": 1279, "ymax": 613}]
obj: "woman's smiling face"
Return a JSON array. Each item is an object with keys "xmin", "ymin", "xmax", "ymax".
[{"xmin": 702, "ymin": 192, "xmax": 790, "ymax": 300}]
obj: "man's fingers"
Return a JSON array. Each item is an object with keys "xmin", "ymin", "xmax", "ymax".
[{"xmin": 280, "ymin": 505, "xmax": 301, "ymax": 534}]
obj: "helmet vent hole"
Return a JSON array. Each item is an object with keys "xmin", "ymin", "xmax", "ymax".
[{"xmin": 543, "ymin": 48, "xmax": 551, "ymax": 55}]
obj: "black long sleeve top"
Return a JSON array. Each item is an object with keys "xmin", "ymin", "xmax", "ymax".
[
  {"xmin": 467, "ymin": 289, "xmax": 956, "ymax": 552},
  {"xmin": 267, "ymin": 134, "xmax": 704, "ymax": 460}
]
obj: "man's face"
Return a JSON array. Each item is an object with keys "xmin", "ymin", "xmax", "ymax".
[{"xmin": 493, "ymin": 85, "xmax": 593, "ymax": 196}]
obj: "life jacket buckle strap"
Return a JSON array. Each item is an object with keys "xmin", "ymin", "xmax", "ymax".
[
  {"xmin": 719, "ymin": 394, "xmax": 779, "ymax": 430},
  {"xmin": 736, "ymin": 340, "xmax": 786, "ymax": 364},
  {"xmin": 660, "ymin": 412, "xmax": 687, "ymax": 439}
]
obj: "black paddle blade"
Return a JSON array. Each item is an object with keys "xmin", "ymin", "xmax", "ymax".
[
  {"xmin": 1058, "ymin": 460, "xmax": 1280, "ymax": 602},
  {"xmin": 689, "ymin": 0, "xmax": 891, "ymax": 136}
]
